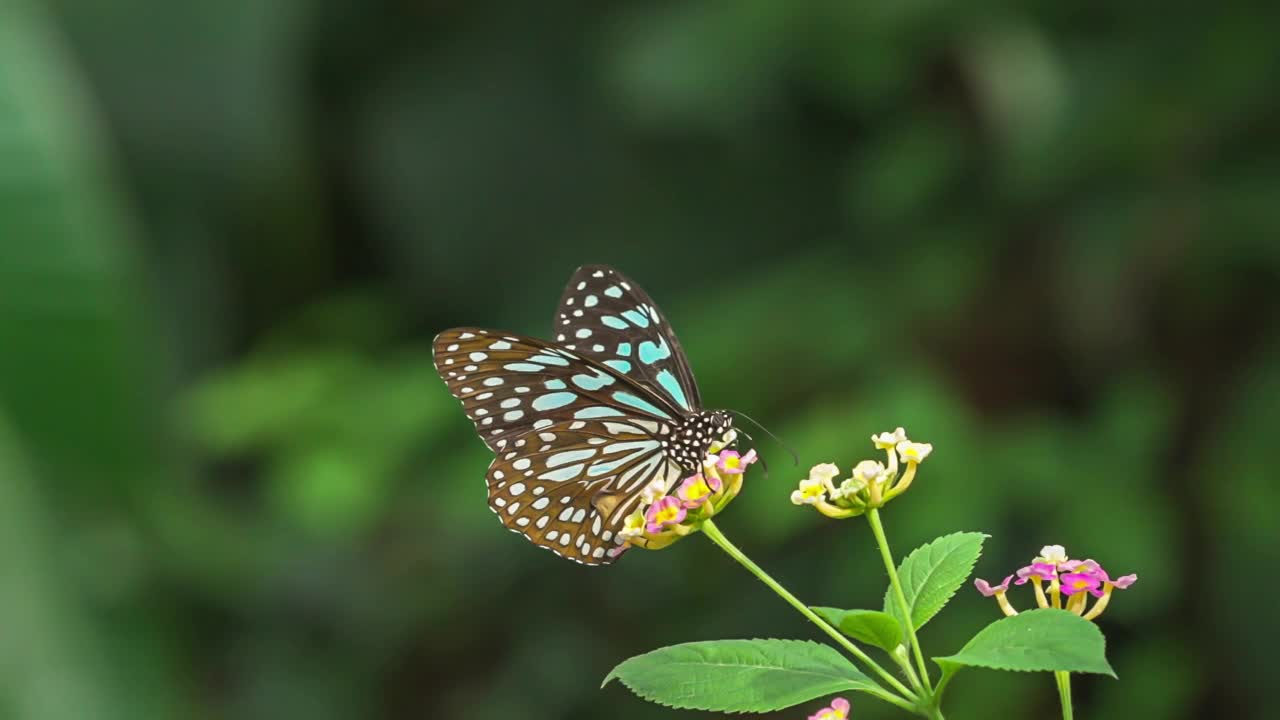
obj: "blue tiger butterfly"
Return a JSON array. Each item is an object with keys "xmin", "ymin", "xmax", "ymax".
[{"xmin": 433, "ymin": 265, "xmax": 737, "ymax": 565}]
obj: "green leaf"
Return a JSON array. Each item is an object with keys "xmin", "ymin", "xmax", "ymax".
[
  {"xmin": 935, "ymin": 609, "xmax": 1116, "ymax": 676},
  {"xmin": 812, "ymin": 608, "xmax": 903, "ymax": 652},
  {"xmin": 602, "ymin": 639, "xmax": 881, "ymax": 713},
  {"xmin": 884, "ymin": 531, "xmax": 986, "ymax": 637}
]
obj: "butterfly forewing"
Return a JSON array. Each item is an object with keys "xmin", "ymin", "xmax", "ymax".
[
  {"xmin": 551, "ymin": 265, "xmax": 702, "ymax": 413},
  {"xmin": 433, "ymin": 328, "xmax": 678, "ymax": 452},
  {"xmin": 486, "ymin": 417, "xmax": 681, "ymax": 565}
]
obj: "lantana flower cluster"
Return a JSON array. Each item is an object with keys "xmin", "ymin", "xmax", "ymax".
[
  {"xmin": 975, "ymin": 545, "xmax": 1137, "ymax": 621},
  {"xmin": 791, "ymin": 427, "xmax": 931, "ymax": 518},
  {"xmin": 618, "ymin": 430, "xmax": 757, "ymax": 551}
]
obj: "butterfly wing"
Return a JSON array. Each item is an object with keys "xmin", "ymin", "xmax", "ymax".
[
  {"xmin": 485, "ymin": 417, "xmax": 682, "ymax": 565},
  {"xmin": 551, "ymin": 265, "xmax": 702, "ymax": 414},
  {"xmin": 434, "ymin": 328, "xmax": 690, "ymax": 564},
  {"xmin": 433, "ymin": 328, "xmax": 680, "ymax": 452}
]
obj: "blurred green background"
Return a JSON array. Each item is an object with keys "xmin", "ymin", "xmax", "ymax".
[{"xmin": 2, "ymin": 1, "xmax": 1277, "ymax": 718}]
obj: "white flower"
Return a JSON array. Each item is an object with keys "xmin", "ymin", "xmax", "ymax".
[
  {"xmin": 640, "ymin": 477, "xmax": 668, "ymax": 504},
  {"xmin": 831, "ymin": 475, "xmax": 867, "ymax": 500},
  {"xmin": 896, "ymin": 441, "xmax": 933, "ymax": 464},
  {"xmin": 791, "ymin": 478, "xmax": 826, "ymax": 505},
  {"xmin": 618, "ymin": 510, "xmax": 647, "ymax": 541},
  {"xmin": 1037, "ymin": 545, "xmax": 1069, "ymax": 565},
  {"xmin": 808, "ymin": 462, "xmax": 842, "ymax": 487},
  {"xmin": 852, "ymin": 459, "xmax": 887, "ymax": 484},
  {"xmin": 703, "ymin": 453, "xmax": 720, "ymax": 469},
  {"xmin": 872, "ymin": 427, "xmax": 907, "ymax": 450}
]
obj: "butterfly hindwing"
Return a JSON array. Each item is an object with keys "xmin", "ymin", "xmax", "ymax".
[
  {"xmin": 551, "ymin": 265, "xmax": 702, "ymax": 414},
  {"xmin": 486, "ymin": 417, "xmax": 682, "ymax": 565},
  {"xmin": 433, "ymin": 328, "xmax": 679, "ymax": 452}
]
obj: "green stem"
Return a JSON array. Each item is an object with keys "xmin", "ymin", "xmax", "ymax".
[
  {"xmin": 867, "ymin": 508, "xmax": 935, "ymax": 693},
  {"xmin": 892, "ymin": 647, "xmax": 924, "ymax": 693},
  {"xmin": 699, "ymin": 519, "xmax": 919, "ymax": 711},
  {"xmin": 1055, "ymin": 671, "xmax": 1073, "ymax": 720}
]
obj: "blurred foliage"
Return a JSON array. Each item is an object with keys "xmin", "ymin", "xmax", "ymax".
[{"xmin": 1, "ymin": 1, "xmax": 1278, "ymax": 719}]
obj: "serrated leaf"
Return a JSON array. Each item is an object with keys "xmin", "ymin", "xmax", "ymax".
[
  {"xmin": 935, "ymin": 609, "xmax": 1115, "ymax": 676},
  {"xmin": 884, "ymin": 531, "xmax": 986, "ymax": 637},
  {"xmin": 602, "ymin": 639, "xmax": 880, "ymax": 713},
  {"xmin": 812, "ymin": 608, "xmax": 903, "ymax": 653}
]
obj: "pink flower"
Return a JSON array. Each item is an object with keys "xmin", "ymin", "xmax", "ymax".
[
  {"xmin": 1057, "ymin": 559, "xmax": 1111, "ymax": 597},
  {"xmin": 1059, "ymin": 571, "xmax": 1104, "ymax": 597},
  {"xmin": 676, "ymin": 473, "xmax": 720, "ymax": 509},
  {"xmin": 1087, "ymin": 564, "xmax": 1137, "ymax": 590},
  {"xmin": 809, "ymin": 697, "xmax": 850, "ymax": 720},
  {"xmin": 975, "ymin": 575, "xmax": 1013, "ymax": 597},
  {"xmin": 645, "ymin": 496, "xmax": 686, "ymax": 534},
  {"xmin": 1015, "ymin": 562, "xmax": 1057, "ymax": 585},
  {"xmin": 1060, "ymin": 559, "xmax": 1102, "ymax": 574},
  {"xmin": 717, "ymin": 448, "xmax": 758, "ymax": 475},
  {"xmin": 1109, "ymin": 573, "xmax": 1138, "ymax": 589}
]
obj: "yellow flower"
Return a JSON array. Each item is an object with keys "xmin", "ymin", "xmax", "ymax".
[
  {"xmin": 791, "ymin": 479, "xmax": 827, "ymax": 505},
  {"xmin": 618, "ymin": 510, "xmax": 647, "ymax": 542}
]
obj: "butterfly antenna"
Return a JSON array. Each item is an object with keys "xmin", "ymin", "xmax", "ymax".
[{"xmin": 730, "ymin": 409, "xmax": 799, "ymax": 467}]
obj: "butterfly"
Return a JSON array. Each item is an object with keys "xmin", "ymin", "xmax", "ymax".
[{"xmin": 433, "ymin": 265, "xmax": 738, "ymax": 565}]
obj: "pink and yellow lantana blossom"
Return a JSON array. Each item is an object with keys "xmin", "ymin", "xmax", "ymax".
[
  {"xmin": 792, "ymin": 427, "xmax": 931, "ymax": 518},
  {"xmin": 809, "ymin": 697, "xmax": 851, "ymax": 720},
  {"xmin": 620, "ymin": 430, "xmax": 758, "ymax": 552},
  {"xmin": 976, "ymin": 545, "xmax": 1137, "ymax": 621}
]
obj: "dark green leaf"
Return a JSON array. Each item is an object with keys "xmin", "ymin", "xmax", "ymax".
[
  {"xmin": 935, "ymin": 609, "xmax": 1115, "ymax": 676},
  {"xmin": 812, "ymin": 608, "xmax": 903, "ymax": 653},
  {"xmin": 602, "ymin": 639, "xmax": 881, "ymax": 713},
  {"xmin": 884, "ymin": 532, "xmax": 986, "ymax": 637}
]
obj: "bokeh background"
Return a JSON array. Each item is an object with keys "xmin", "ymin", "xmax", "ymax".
[{"xmin": 2, "ymin": 1, "xmax": 1278, "ymax": 719}]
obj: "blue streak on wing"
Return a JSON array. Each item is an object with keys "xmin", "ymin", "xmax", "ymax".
[
  {"xmin": 572, "ymin": 370, "xmax": 614, "ymax": 391},
  {"xmin": 621, "ymin": 309, "xmax": 650, "ymax": 328},
  {"xmin": 574, "ymin": 406, "xmax": 626, "ymax": 419},
  {"xmin": 540, "ymin": 464, "xmax": 585, "ymax": 482},
  {"xmin": 531, "ymin": 392, "xmax": 576, "ymax": 411},
  {"xmin": 547, "ymin": 449, "xmax": 597, "ymax": 467},
  {"xmin": 612, "ymin": 391, "xmax": 670, "ymax": 418},
  {"xmin": 638, "ymin": 338, "xmax": 671, "ymax": 364},
  {"xmin": 588, "ymin": 441, "xmax": 659, "ymax": 476},
  {"xmin": 655, "ymin": 369, "xmax": 690, "ymax": 410}
]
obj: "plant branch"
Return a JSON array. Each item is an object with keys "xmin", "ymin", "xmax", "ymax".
[
  {"xmin": 699, "ymin": 519, "xmax": 919, "ymax": 709},
  {"xmin": 1055, "ymin": 671, "xmax": 1073, "ymax": 720},
  {"xmin": 867, "ymin": 508, "xmax": 935, "ymax": 693}
]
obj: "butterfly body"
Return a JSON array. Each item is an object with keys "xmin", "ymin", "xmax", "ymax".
[
  {"xmin": 433, "ymin": 265, "xmax": 735, "ymax": 565},
  {"xmin": 662, "ymin": 410, "xmax": 734, "ymax": 473}
]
